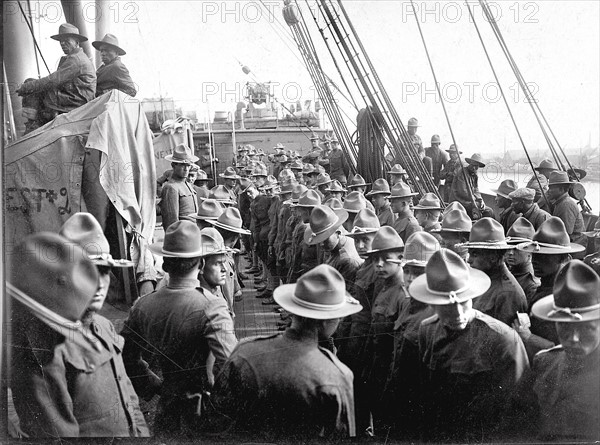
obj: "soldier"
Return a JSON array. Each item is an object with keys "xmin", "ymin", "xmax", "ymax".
[
  {"xmin": 413, "ymin": 192, "xmax": 442, "ymax": 236},
  {"xmin": 218, "ymin": 166, "xmax": 240, "ymax": 202},
  {"xmin": 324, "ymin": 179, "xmax": 346, "ymax": 204},
  {"xmin": 583, "ymin": 219, "xmax": 600, "ymax": 276},
  {"xmin": 280, "ymin": 184, "xmax": 309, "ymax": 282},
  {"xmin": 526, "ymin": 174, "xmax": 552, "ymax": 213},
  {"xmin": 191, "ymin": 198, "xmax": 224, "ymax": 229},
  {"xmin": 210, "ymin": 265, "xmax": 360, "ymax": 441},
  {"xmin": 493, "ymin": 179, "xmax": 520, "ymax": 232},
  {"xmin": 533, "ymin": 158, "xmax": 558, "ymax": 180},
  {"xmin": 406, "ymin": 117, "xmax": 423, "ymax": 152},
  {"xmin": 383, "ymin": 232, "xmax": 440, "ymax": 438},
  {"xmin": 342, "ymin": 191, "xmax": 369, "ymax": 231},
  {"xmin": 9, "ymin": 231, "xmax": 148, "ymax": 438},
  {"xmin": 433, "ymin": 208, "xmax": 472, "ymax": 261},
  {"xmin": 525, "ymin": 260, "xmax": 600, "ymax": 441},
  {"xmin": 412, "ymin": 249, "xmax": 529, "ymax": 442},
  {"xmin": 547, "ymin": 171, "xmax": 585, "ymax": 245},
  {"xmin": 440, "ymin": 144, "xmax": 462, "ymax": 202},
  {"xmin": 314, "ymin": 172, "xmax": 333, "ymax": 200},
  {"xmin": 388, "ymin": 164, "xmax": 409, "ymax": 186},
  {"xmin": 187, "ymin": 165, "xmax": 207, "ymax": 205},
  {"xmin": 209, "ymin": 185, "xmax": 237, "ymax": 207},
  {"xmin": 505, "ymin": 217, "xmax": 540, "ymax": 303},
  {"xmin": 272, "ymin": 182, "xmax": 296, "ymax": 294},
  {"xmin": 347, "ymin": 173, "xmax": 371, "ymax": 194},
  {"xmin": 251, "ymin": 175, "xmax": 276, "ymax": 302},
  {"xmin": 16, "ymin": 23, "xmax": 96, "ymax": 133},
  {"xmin": 92, "ymin": 33, "xmax": 136, "ymax": 97},
  {"xmin": 449, "ymin": 152, "xmax": 486, "ymax": 218},
  {"xmin": 328, "ymin": 135, "xmax": 350, "ymax": 184},
  {"xmin": 289, "ymin": 159, "xmax": 304, "ymax": 182},
  {"xmin": 389, "ymin": 182, "xmax": 421, "ymax": 242},
  {"xmin": 122, "ymin": 221, "xmax": 237, "ymax": 436},
  {"xmin": 367, "ymin": 178, "xmax": 395, "ymax": 227},
  {"xmin": 287, "ymin": 190, "xmax": 322, "ymax": 284},
  {"xmin": 463, "ymin": 217, "xmax": 528, "ymax": 326},
  {"xmin": 426, "ymin": 134, "xmax": 449, "ymax": 187},
  {"xmin": 509, "ymin": 187, "xmax": 551, "ymax": 230},
  {"xmin": 160, "ymin": 144, "xmax": 199, "ymax": 230},
  {"xmin": 197, "ymin": 142, "xmax": 217, "ymax": 178}
]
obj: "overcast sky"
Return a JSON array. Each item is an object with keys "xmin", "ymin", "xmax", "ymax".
[{"xmin": 26, "ymin": 0, "xmax": 600, "ymax": 156}]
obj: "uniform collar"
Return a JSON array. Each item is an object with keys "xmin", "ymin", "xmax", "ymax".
[{"xmin": 167, "ymin": 277, "xmax": 201, "ymax": 289}]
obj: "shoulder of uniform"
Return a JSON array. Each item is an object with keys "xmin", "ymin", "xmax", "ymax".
[
  {"xmin": 421, "ymin": 314, "xmax": 439, "ymax": 326},
  {"xmin": 473, "ymin": 310, "xmax": 512, "ymax": 334},
  {"xmin": 537, "ymin": 344, "xmax": 564, "ymax": 356}
]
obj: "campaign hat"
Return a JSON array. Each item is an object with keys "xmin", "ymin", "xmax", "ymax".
[
  {"xmin": 59, "ymin": 212, "xmax": 133, "ymax": 267},
  {"xmin": 191, "ymin": 199, "xmax": 224, "ymax": 221},
  {"xmin": 343, "ymin": 191, "xmax": 368, "ymax": 214},
  {"xmin": 534, "ymin": 158, "xmax": 558, "ymax": 172},
  {"xmin": 304, "ymin": 205, "xmax": 348, "ymax": 245},
  {"xmin": 325, "ymin": 198, "xmax": 344, "ymax": 211},
  {"xmin": 285, "ymin": 184, "xmax": 309, "ymax": 205},
  {"xmin": 442, "ymin": 201, "xmax": 466, "ymax": 216},
  {"xmin": 346, "ymin": 208, "xmax": 381, "ymax": 237},
  {"xmin": 389, "ymin": 182, "xmax": 418, "ymax": 200},
  {"xmin": 388, "ymin": 164, "xmax": 408, "ymax": 175},
  {"xmin": 273, "ymin": 265, "xmax": 362, "ymax": 320},
  {"xmin": 517, "ymin": 217, "xmax": 586, "ymax": 254},
  {"xmin": 199, "ymin": 227, "xmax": 229, "ymax": 257},
  {"xmin": 219, "ymin": 166, "xmax": 240, "ymax": 179},
  {"xmin": 583, "ymin": 218, "xmax": 600, "ymax": 238},
  {"xmin": 315, "ymin": 173, "xmax": 333, "ymax": 187},
  {"xmin": 461, "ymin": 217, "xmax": 513, "ymax": 250},
  {"xmin": 92, "ymin": 33, "xmax": 126, "ymax": 55},
  {"xmin": 532, "ymin": 260, "xmax": 600, "ymax": 322},
  {"xmin": 446, "ymin": 144, "xmax": 462, "ymax": 154},
  {"xmin": 492, "ymin": 179, "xmax": 518, "ymax": 199},
  {"xmin": 567, "ymin": 167, "xmax": 587, "ymax": 180},
  {"xmin": 409, "ymin": 249, "xmax": 491, "ymax": 305},
  {"xmin": 434, "ymin": 209, "xmax": 472, "ymax": 233},
  {"xmin": 506, "ymin": 217, "xmax": 535, "ymax": 244},
  {"xmin": 207, "ymin": 207, "xmax": 250, "ymax": 235},
  {"xmin": 209, "ymin": 185, "xmax": 236, "ymax": 205},
  {"xmin": 401, "ymin": 232, "xmax": 441, "ymax": 267},
  {"xmin": 347, "ymin": 173, "xmax": 371, "ymax": 188},
  {"xmin": 150, "ymin": 220, "xmax": 204, "ymax": 258},
  {"xmin": 366, "ymin": 178, "xmax": 391, "ymax": 197},
  {"xmin": 290, "ymin": 159, "xmax": 304, "ymax": 170},
  {"xmin": 365, "ymin": 226, "xmax": 404, "ymax": 255},
  {"xmin": 413, "ymin": 193, "xmax": 442, "ymax": 210},
  {"xmin": 164, "ymin": 144, "xmax": 199, "ymax": 164},
  {"xmin": 465, "ymin": 153, "xmax": 486, "ymax": 168},
  {"xmin": 51, "ymin": 23, "xmax": 88, "ymax": 42},
  {"xmin": 548, "ymin": 171, "xmax": 573, "ymax": 186},
  {"xmin": 325, "ymin": 180, "xmax": 346, "ymax": 193},
  {"xmin": 292, "ymin": 189, "xmax": 322, "ymax": 208},
  {"xmin": 407, "ymin": 117, "xmax": 419, "ymax": 127}
]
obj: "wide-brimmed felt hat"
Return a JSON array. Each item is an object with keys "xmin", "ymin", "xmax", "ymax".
[
  {"xmin": 285, "ymin": 184, "xmax": 309, "ymax": 204},
  {"xmin": 289, "ymin": 159, "xmax": 304, "ymax": 170},
  {"xmin": 343, "ymin": 191, "xmax": 368, "ymax": 213},
  {"xmin": 346, "ymin": 208, "xmax": 381, "ymax": 237},
  {"xmin": 302, "ymin": 163, "xmax": 315, "ymax": 175},
  {"xmin": 534, "ymin": 158, "xmax": 558, "ymax": 172},
  {"xmin": 445, "ymin": 144, "xmax": 462, "ymax": 154},
  {"xmin": 414, "ymin": 193, "xmax": 441, "ymax": 210},
  {"xmin": 191, "ymin": 199, "xmax": 224, "ymax": 221},
  {"xmin": 365, "ymin": 226, "xmax": 404, "ymax": 255},
  {"xmin": 150, "ymin": 220, "xmax": 204, "ymax": 258},
  {"xmin": 330, "ymin": 134, "xmax": 339, "ymax": 143},
  {"xmin": 347, "ymin": 173, "xmax": 371, "ymax": 188},
  {"xmin": 325, "ymin": 198, "xmax": 344, "ymax": 211},
  {"xmin": 207, "ymin": 207, "xmax": 250, "ymax": 235},
  {"xmin": 442, "ymin": 201, "xmax": 466, "ymax": 216},
  {"xmin": 517, "ymin": 217, "xmax": 586, "ymax": 254},
  {"xmin": 465, "ymin": 153, "xmax": 486, "ymax": 168},
  {"xmin": 506, "ymin": 217, "xmax": 535, "ymax": 244},
  {"xmin": 366, "ymin": 178, "xmax": 391, "ymax": 196},
  {"xmin": 304, "ymin": 205, "xmax": 348, "ymax": 245},
  {"xmin": 407, "ymin": 117, "xmax": 419, "ymax": 127},
  {"xmin": 567, "ymin": 167, "xmax": 587, "ymax": 180},
  {"xmin": 434, "ymin": 209, "xmax": 472, "ymax": 233},
  {"xmin": 306, "ymin": 150, "xmax": 321, "ymax": 160},
  {"xmin": 388, "ymin": 164, "xmax": 408, "ymax": 175},
  {"xmin": 165, "ymin": 144, "xmax": 199, "ymax": 164},
  {"xmin": 209, "ymin": 186, "xmax": 236, "ymax": 205},
  {"xmin": 527, "ymin": 174, "xmax": 549, "ymax": 191},
  {"xmin": 274, "ymin": 181, "xmax": 296, "ymax": 195},
  {"xmin": 273, "ymin": 264, "xmax": 362, "ymax": 319},
  {"xmin": 509, "ymin": 187, "xmax": 536, "ymax": 201},
  {"xmin": 292, "ymin": 189, "xmax": 322, "ymax": 208},
  {"xmin": 583, "ymin": 218, "xmax": 600, "ymax": 238},
  {"xmin": 59, "ymin": 212, "xmax": 133, "ymax": 267},
  {"xmin": 389, "ymin": 182, "xmax": 417, "ymax": 200},
  {"xmin": 51, "ymin": 23, "xmax": 88, "ymax": 42},
  {"xmin": 315, "ymin": 173, "xmax": 333, "ymax": 187},
  {"xmin": 548, "ymin": 171, "xmax": 573, "ymax": 186},
  {"xmin": 238, "ymin": 178, "xmax": 254, "ymax": 194},
  {"xmin": 532, "ymin": 260, "xmax": 600, "ymax": 323},
  {"xmin": 251, "ymin": 165, "xmax": 268, "ymax": 177},
  {"xmin": 493, "ymin": 179, "xmax": 518, "ymax": 199},
  {"xmin": 401, "ymin": 232, "xmax": 441, "ymax": 267},
  {"xmin": 92, "ymin": 33, "xmax": 126, "ymax": 55},
  {"xmin": 325, "ymin": 180, "xmax": 345, "ymax": 193},
  {"xmin": 199, "ymin": 227, "xmax": 229, "ymax": 257},
  {"xmin": 278, "ymin": 168, "xmax": 295, "ymax": 184},
  {"xmin": 460, "ymin": 217, "xmax": 513, "ymax": 250},
  {"xmin": 219, "ymin": 166, "xmax": 240, "ymax": 179},
  {"xmin": 10, "ymin": 232, "xmax": 99, "ymax": 322},
  {"xmin": 409, "ymin": 249, "xmax": 491, "ymax": 305},
  {"xmin": 261, "ymin": 175, "xmax": 279, "ymax": 190}
]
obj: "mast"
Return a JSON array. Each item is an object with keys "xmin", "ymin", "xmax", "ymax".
[
  {"xmin": 94, "ymin": 0, "xmax": 110, "ymax": 67},
  {"xmin": 61, "ymin": 0, "xmax": 93, "ymax": 59}
]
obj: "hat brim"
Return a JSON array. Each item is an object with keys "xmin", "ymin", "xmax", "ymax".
[
  {"xmin": 409, "ymin": 267, "xmax": 491, "ymax": 305},
  {"xmin": 388, "ymin": 171, "xmax": 408, "ymax": 175},
  {"xmin": 273, "ymin": 284, "xmax": 362, "ymax": 319},
  {"xmin": 345, "ymin": 227, "xmax": 379, "ymax": 237},
  {"xmin": 207, "ymin": 219, "xmax": 251, "ymax": 235},
  {"xmin": 366, "ymin": 190, "xmax": 391, "ymax": 197},
  {"xmin": 465, "ymin": 159, "xmax": 486, "ymax": 168},
  {"xmin": 532, "ymin": 294, "xmax": 600, "ymax": 322},
  {"xmin": 304, "ymin": 210, "xmax": 349, "ymax": 245},
  {"xmin": 517, "ymin": 241, "xmax": 586, "ymax": 254},
  {"xmin": 390, "ymin": 193, "xmax": 418, "ymax": 200},
  {"xmin": 492, "ymin": 190, "xmax": 513, "ymax": 200},
  {"xmin": 414, "ymin": 204, "xmax": 442, "ymax": 210},
  {"xmin": 347, "ymin": 183, "xmax": 371, "ymax": 188},
  {"xmin": 51, "ymin": 33, "xmax": 88, "ymax": 42},
  {"xmin": 365, "ymin": 245, "xmax": 405, "ymax": 255},
  {"xmin": 548, "ymin": 180, "xmax": 573, "ymax": 186},
  {"xmin": 445, "ymin": 150, "xmax": 463, "ymax": 154},
  {"xmin": 88, "ymin": 255, "xmax": 134, "ymax": 268},
  {"xmin": 460, "ymin": 241, "xmax": 514, "ymax": 250},
  {"xmin": 149, "ymin": 242, "xmax": 203, "ymax": 258},
  {"xmin": 191, "ymin": 214, "xmax": 220, "ymax": 220},
  {"xmin": 432, "ymin": 228, "xmax": 471, "ymax": 233},
  {"xmin": 164, "ymin": 154, "xmax": 200, "ymax": 163},
  {"xmin": 92, "ymin": 41, "xmax": 126, "ymax": 55},
  {"xmin": 219, "ymin": 174, "xmax": 240, "ymax": 179}
]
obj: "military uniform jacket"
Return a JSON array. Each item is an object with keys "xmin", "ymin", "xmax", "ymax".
[
  {"xmin": 95, "ymin": 56, "xmax": 137, "ymax": 97},
  {"xmin": 509, "ymin": 262, "xmax": 540, "ymax": 304},
  {"xmin": 524, "ymin": 346, "xmax": 600, "ymax": 441},
  {"xmin": 498, "ymin": 207, "xmax": 520, "ymax": 235},
  {"xmin": 268, "ymin": 196, "xmax": 282, "ymax": 247},
  {"xmin": 418, "ymin": 310, "xmax": 529, "ymax": 440},
  {"xmin": 274, "ymin": 201, "xmax": 291, "ymax": 256},
  {"xmin": 251, "ymin": 195, "xmax": 272, "ymax": 242},
  {"xmin": 473, "ymin": 263, "xmax": 527, "ymax": 327},
  {"xmin": 325, "ymin": 236, "xmax": 363, "ymax": 286},
  {"xmin": 329, "ymin": 148, "xmax": 349, "ymax": 181},
  {"xmin": 449, "ymin": 166, "xmax": 479, "ymax": 208},
  {"xmin": 393, "ymin": 214, "xmax": 422, "ymax": 243},
  {"xmin": 522, "ymin": 202, "xmax": 550, "ymax": 230},
  {"xmin": 377, "ymin": 202, "xmax": 396, "ymax": 227},
  {"xmin": 11, "ymin": 309, "xmax": 149, "ymax": 437},
  {"xmin": 160, "ymin": 178, "xmax": 198, "ymax": 230},
  {"xmin": 20, "ymin": 47, "xmax": 96, "ymax": 112},
  {"xmin": 212, "ymin": 328, "xmax": 356, "ymax": 441},
  {"xmin": 426, "ymin": 146, "xmax": 449, "ymax": 185},
  {"xmin": 121, "ymin": 278, "xmax": 237, "ymax": 431},
  {"xmin": 552, "ymin": 193, "xmax": 585, "ymax": 243}
]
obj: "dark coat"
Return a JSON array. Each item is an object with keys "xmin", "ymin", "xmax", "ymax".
[
  {"xmin": 160, "ymin": 178, "xmax": 198, "ymax": 230},
  {"xmin": 96, "ymin": 56, "xmax": 137, "ymax": 97}
]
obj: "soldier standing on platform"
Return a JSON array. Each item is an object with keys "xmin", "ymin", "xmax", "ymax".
[
  {"xmin": 433, "ymin": 208, "xmax": 472, "ymax": 261},
  {"xmin": 92, "ymin": 34, "xmax": 137, "ymax": 97},
  {"xmin": 449, "ymin": 152, "xmax": 486, "ymax": 218},
  {"xmin": 219, "ymin": 167, "xmax": 240, "ymax": 202},
  {"xmin": 367, "ymin": 178, "xmax": 395, "ymax": 227},
  {"xmin": 505, "ymin": 217, "xmax": 540, "ymax": 303},
  {"xmin": 328, "ymin": 135, "xmax": 350, "ymax": 185},
  {"xmin": 547, "ymin": 171, "xmax": 586, "ymax": 246},
  {"xmin": 414, "ymin": 193, "xmax": 442, "ymax": 236},
  {"xmin": 426, "ymin": 134, "xmax": 448, "ymax": 188},
  {"xmin": 440, "ymin": 144, "xmax": 462, "ymax": 202},
  {"xmin": 407, "ymin": 117, "xmax": 423, "ymax": 152}
]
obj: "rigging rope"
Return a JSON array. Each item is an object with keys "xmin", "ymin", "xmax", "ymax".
[
  {"xmin": 465, "ymin": 1, "xmax": 550, "ymax": 208},
  {"xmin": 17, "ymin": 0, "xmax": 50, "ymax": 75}
]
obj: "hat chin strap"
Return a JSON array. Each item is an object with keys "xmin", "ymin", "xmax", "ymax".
[
  {"xmin": 7, "ymin": 283, "xmax": 102, "ymax": 351},
  {"xmin": 426, "ymin": 283, "xmax": 470, "ymax": 303},
  {"xmin": 547, "ymin": 303, "xmax": 600, "ymax": 320}
]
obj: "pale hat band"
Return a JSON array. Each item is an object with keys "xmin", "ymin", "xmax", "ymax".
[
  {"xmin": 306, "ymin": 219, "xmax": 338, "ymax": 244},
  {"xmin": 290, "ymin": 293, "xmax": 358, "ymax": 311},
  {"xmin": 88, "ymin": 252, "xmax": 134, "ymax": 267},
  {"xmin": 350, "ymin": 226, "xmax": 378, "ymax": 234},
  {"xmin": 547, "ymin": 303, "xmax": 600, "ymax": 321},
  {"xmin": 7, "ymin": 282, "xmax": 101, "ymax": 351},
  {"xmin": 425, "ymin": 283, "xmax": 470, "ymax": 304}
]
